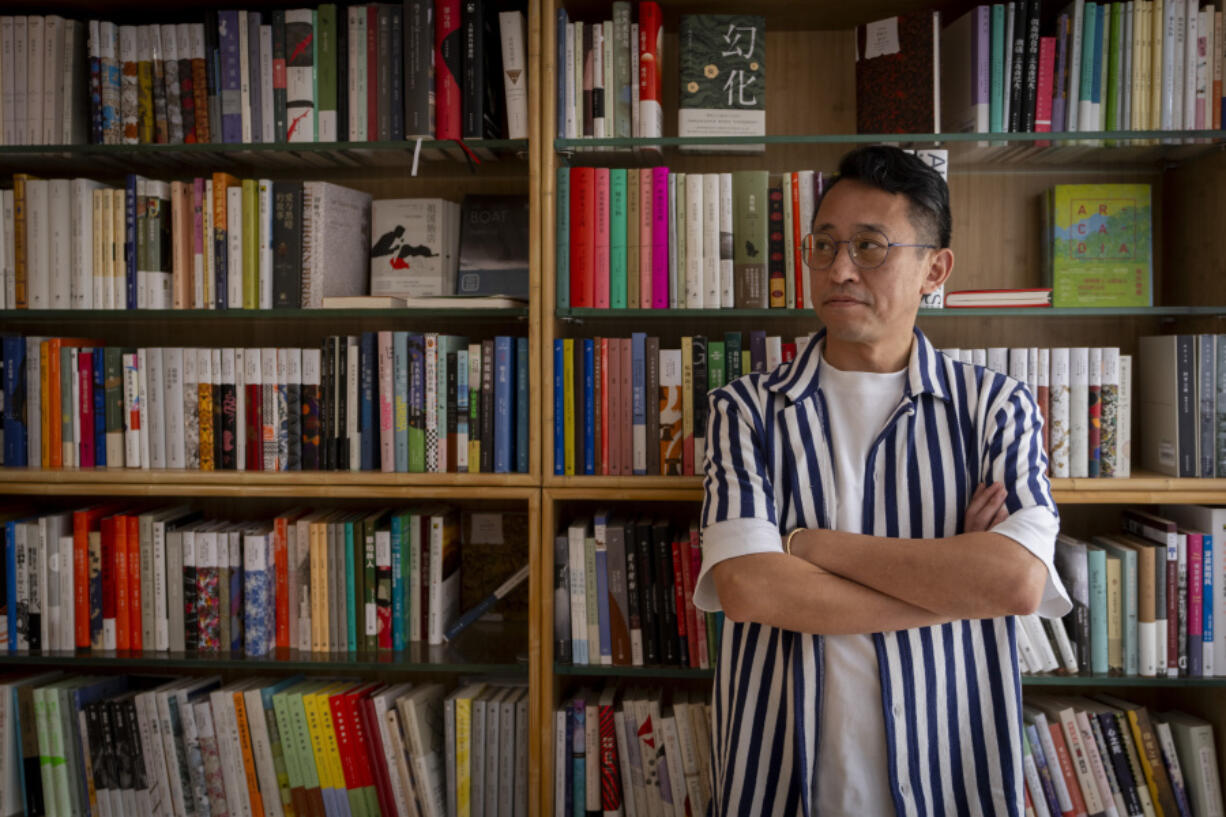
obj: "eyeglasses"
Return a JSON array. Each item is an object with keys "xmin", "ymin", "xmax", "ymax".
[{"xmin": 800, "ymin": 230, "xmax": 937, "ymax": 270}]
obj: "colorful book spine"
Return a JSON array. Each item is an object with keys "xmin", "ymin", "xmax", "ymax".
[{"xmin": 651, "ymin": 167, "xmax": 669, "ymax": 308}]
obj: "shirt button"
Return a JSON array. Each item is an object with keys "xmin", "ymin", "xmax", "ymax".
[
  {"xmin": 900, "ymin": 783, "xmax": 910, "ymax": 796},
  {"xmin": 893, "ymin": 704, "xmax": 903, "ymax": 717}
]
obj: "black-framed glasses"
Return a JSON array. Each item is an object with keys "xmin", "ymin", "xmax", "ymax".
[{"xmin": 800, "ymin": 230, "xmax": 937, "ymax": 270}]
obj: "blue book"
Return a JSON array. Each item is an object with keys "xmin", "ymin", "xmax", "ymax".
[
  {"xmin": 494, "ymin": 336, "xmax": 513, "ymax": 473},
  {"xmin": 571, "ymin": 697, "xmax": 585, "ymax": 817},
  {"xmin": 407, "ymin": 333, "xmax": 425, "ymax": 473},
  {"xmin": 1088, "ymin": 544, "xmax": 1108, "ymax": 674},
  {"xmin": 218, "ymin": 9, "xmax": 243, "ymax": 143},
  {"xmin": 594, "ymin": 512, "xmax": 612, "ymax": 665},
  {"xmin": 345, "ymin": 519, "xmax": 357, "ymax": 650},
  {"xmin": 631, "ymin": 332, "xmax": 646, "ymax": 475},
  {"xmin": 1025, "ymin": 722, "xmax": 1063, "ymax": 817},
  {"xmin": 3, "ymin": 336, "xmax": 26, "ymax": 467},
  {"xmin": 1205, "ymin": 533, "xmax": 1214, "ymax": 670},
  {"xmin": 516, "ymin": 337, "xmax": 529, "ymax": 473},
  {"xmin": 556, "ymin": 8, "xmax": 568, "ymax": 138},
  {"xmin": 557, "ymin": 166, "xmax": 569, "ymax": 309},
  {"xmin": 125, "ymin": 174, "xmax": 139, "ymax": 309},
  {"xmin": 359, "ymin": 332, "xmax": 377, "ymax": 471},
  {"xmin": 247, "ymin": 12, "xmax": 262, "ymax": 142},
  {"xmin": 243, "ymin": 531, "xmax": 273, "ymax": 656},
  {"xmin": 393, "ymin": 331, "xmax": 409, "ymax": 472},
  {"xmin": 93, "ymin": 350, "xmax": 106, "ymax": 467},
  {"xmin": 583, "ymin": 339, "xmax": 594, "ymax": 475},
  {"xmin": 391, "ymin": 512, "xmax": 405, "ymax": 651},
  {"xmin": 554, "ymin": 339, "xmax": 565, "ymax": 475}
]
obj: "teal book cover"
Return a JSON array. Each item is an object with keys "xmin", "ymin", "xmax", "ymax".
[
  {"xmin": 393, "ymin": 331, "xmax": 409, "ymax": 472},
  {"xmin": 610, "ymin": 169, "xmax": 627, "ymax": 308},
  {"xmin": 990, "ymin": 4, "xmax": 1005, "ymax": 133},
  {"xmin": 1088, "ymin": 544, "xmax": 1108, "ymax": 674}
]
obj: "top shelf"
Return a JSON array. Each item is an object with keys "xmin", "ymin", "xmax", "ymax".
[
  {"xmin": 556, "ymin": 130, "xmax": 1226, "ymax": 170},
  {"xmin": 0, "ymin": 139, "xmax": 531, "ymax": 177}
]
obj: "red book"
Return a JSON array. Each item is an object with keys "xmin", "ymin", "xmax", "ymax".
[
  {"xmin": 688, "ymin": 528, "xmax": 709, "ymax": 668},
  {"xmin": 854, "ymin": 11, "xmax": 941, "ymax": 133},
  {"xmin": 73, "ymin": 505, "xmax": 119, "ymax": 648},
  {"xmin": 274, "ymin": 514, "xmax": 291, "ymax": 649},
  {"xmin": 782, "ymin": 343, "xmax": 797, "ymax": 363},
  {"xmin": 100, "ymin": 516, "xmax": 117, "ymax": 649},
  {"xmin": 637, "ymin": 2, "xmax": 663, "ymax": 141},
  {"xmin": 1046, "ymin": 720, "xmax": 1088, "ymax": 817},
  {"xmin": 79, "ymin": 350, "xmax": 95, "ymax": 468},
  {"xmin": 434, "ymin": 0, "xmax": 462, "ymax": 140},
  {"xmin": 678, "ymin": 526, "xmax": 699, "ymax": 669},
  {"xmin": 600, "ymin": 338, "xmax": 610, "ymax": 475},
  {"xmin": 1035, "ymin": 36, "xmax": 1057, "ymax": 146},
  {"xmin": 620, "ymin": 338, "xmax": 632, "ymax": 477},
  {"xmin": 357, "ymin": 690, "xmax": 397, "ymax": 817},
  {"xmin": 246, "ymin": 381, "xmax": 263, "ymax": 472},
  {"xmin": 344, "ymin": 685, "xmax": 380, "ymax": 792},
  {"xmin": 569, "ymin": 167, "xmax": 596, "ymax": 308},
  {"xmin": 791, "ymin": 174, "xmax": 803, "ymax": 310},
  {"xmin": 367, "ymin": 6, "xmax": 379, "ymax": 140},
  {"xmin": 328, "ymin": 687, "xmax": 362, "ymax": 796},
  {"xmin": 638, "ymin": 168, "xmax": 652, "ymax": 308},
  {"xmin": 593, "ymin": 168, "xmax": 611, "ymax": 308},
  {"xmin": 670, "ymin": 535, "xmax": 690, "ymax": 665},
  {"xmin": 113, "ymin": 514, "xmax": 130, "ymax": 650},
  {"xmin": 597, "ymin": 691, "xmax": 623, "ymax": 811},
  {"xmin": 127, "ymin": 515, "xmax": 142, "ymax": 651}
]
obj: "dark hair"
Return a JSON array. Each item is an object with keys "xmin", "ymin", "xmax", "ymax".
[{"xmin": 818, "ymin": 145, "xmax": 952, "ymax": 249}]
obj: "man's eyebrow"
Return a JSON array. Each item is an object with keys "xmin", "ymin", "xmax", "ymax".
[{"xmin": 812, "ymin": 221, "xmax": 889, "ymax": 233}]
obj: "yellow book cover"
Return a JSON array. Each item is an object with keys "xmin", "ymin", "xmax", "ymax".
[
  {"xmin": 318, "ymin": 684, "xmax": 352, "ymax": 813},
  {"xmin": 563, "ymin": 338, "xmax": 575, "ymax": 476},
  {"xmin": 452, "ymin": 682, "xmax": 487, "ymax": 817},
  {"xmin": 111, "ymin": 189, "xmax": 125, "ymax": 305},
  {"xmin": 232, "ymin": 688, "xmax": 267, "ymax": 817},
  {"xmin": 1045, "ymin": 183, "xmax": 1152, "ymax": 307},
  {"xmin": 741, "ymin": 350, "xmax": 751, "ymax": 376},
  {"xmin": 1150, "ymin": 1, "xmax": 1163, "ymax": 131},
  {"xmin": 242, "ymin": 179, "xmax": 259, "ymax": 309},
  {"xmin": 303, "ymin": 685, "xmax": 336, "ymax": 797},
  {"xmin": 13, "ymin": 174, "xmax": 33, "ymax": 308},
  {"xmin": 1106, "ymin": 555, "xmax": 1122, "ymax": 672},
  {"xmin": 198, "ymin": 353, "xmax": 215, "ymax": 471}
]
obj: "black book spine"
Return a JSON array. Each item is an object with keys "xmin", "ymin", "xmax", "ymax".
[
  {"xmin": 652, "ymin": 519, "xmax": 677, "ymax": 665},
  {"xmin": 404, "ymin": 0, "xmax": 432, "ymax": 136},
  {"xmin": 85, "ymin": 702, "xmax": 110, "ymax": 800},
  {"xmin": 272, "ymin": 11, "xmax": 288, "ymax": 142},
  {"xmin": 481, "ymin": 1, "xmax": 504, "ymax": 138},
  {"xmin": 447, "ymin": 351, "xmax": 458, "ymax": 472},
  {"xmin": 692, "ymin": 336, "xmax": 708, "ymax": 464},
  {"xmin": 725, "ymin": 331, "xmax": 742, "ymax": 380},
  {"xmin": 622, "ymin": 519, "xmax": 641, "ymax": 663},
  {"xmin": 247, "ymin": 12, "xmax": 263, "ymax": 143},
  {"xmin": 337, "ymin": 8, "xmax": 349, "ymax": 142},
  {"xmin": 184, "ymin": 539, "xmax": 198, "ymax": 649},
  {"xmin": 768, "ymin": 184, "xmax": 785, "ymax": 305},
  {"xmin": 1021, "ymin": 0, "xmax": 1041, "ymax": 132},
  {"xmin": 108, "ymin": 699, "xmax": 134, "ymax": 799},
  {"xmin": 378, "ymin": 5, "xmax": 393, "ymax": 140},
  {"xmin": 97, "ymin": 701, "xmax": 119, "ymax": 808},
  {"xmin": 205, "ymin": 10, "xmax": 222, "ymax": 144},
  {"xmin": 123, "ymin": 697, "xmax": 148, "ymax": 795},
  {"xmin": 389, "ymin": 5, "xmax": 404, "ymax": 140},
  {"xmin": 321, "ymin": 338, "xmax": 334, "ymax": 471},
  {"xmin": 287, "ymin": 361, "xmax": 302, "ymax": 471},
  {"xmin": 645, "ymin": 336, "xmax": 660, "ymax": 477},
  {"xmin": 749, "ymin": 331, "xmax": 767, "ymax": 373},
  {"xmin": 19, "ymin": 688, "xmax": 44, "ymax": 815},
  {"xmin": 481, "ymin": 338, "xmax": 495, "ymax": 473},
  {"xmin": 1097, "ymin": 712, "xmax": 1144, "ymax": 817},
  {"xmin": 1008, "ymin": 0, "xmax": 1028, "ymax": 132},
  {"xmin": 462, "ymin": 0, "xmax": 484, "ymax": 138},
  {"xmin": 271, "ymin": 182, "xmax": 303, "ymax": 309},
  {"xmin": 554, "ymin": 533, "xmax": 572, "ymax": 663},
  {"xmin": 634, "ymin": 520, "xmax": 657, "ymax": 665},
  {"xmin": 360, "ymin": 332, "xmax": 376, "ymax": 471},
  {"xmin": 1177, "ymin": 334, "xmax": 1196, "ymax": 477},
  {"xmin": 572, "ymin": 339, "xmax": 584, "ymax": 475},
  {"xmin": 338, "ymin": 336, "xmax": 349, "ymax": 471}
]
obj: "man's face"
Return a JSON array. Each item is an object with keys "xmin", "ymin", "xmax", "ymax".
[{"xmin": 810, "ymin": 179, "xmax": 942, "ymax": 350}]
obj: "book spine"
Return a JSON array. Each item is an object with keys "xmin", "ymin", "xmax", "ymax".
[
  {"xmin": 637, "ymin": 2, "xmax": 662, "ymax": 142},
  {"xmin": 436, "ymin": 0, "xmax": 462, "ymax": 139}
]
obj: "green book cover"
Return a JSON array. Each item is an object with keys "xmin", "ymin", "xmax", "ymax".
[
  {"xmin": 627, "ymin": 170, "xmax": 640, "ymax": 308},
  {"xmin": 741, "ymin": 350, "xmax": 751, "ymax": 375},
  {"xmin": 731, "ymin": 170, "xmax": 769, "ymax": 308},
  {"xmin": 316, "ymin": 4, "xmax": 337, "ymax": 141},
  {"xmin": 345, "ymin": 518, "xmax": 358, "ymax": 650},
  {"xmin": 60, "ymin": 348, "xmax": 74, "ymax": 459},
  {"xmin": 1046, "ymin": 183, "xmax": 1152, "ymax": 307},
  {"xmin": 708, "ymin": 341, "xmax": 726, "ymax": 391},
  {"xmin": 1088, "ymin": 544, "xmax": 1109, "ymax": 674},
  {"xmin": 288, "ymin": 682, "xmax": 324, "ymax": 792},
  {"xmin": 677, "ymin": 14, "xmax": 766, "ymax": 151},
  {"xmin": 610, "ymin": 168, "xmax": 627, "ymax": 308},
  {"xmin": 1095, "ymin": 537, "xmax": 1138, "ymax": 676},
  {"xmin": 1080, "ymin": 3, "xmax": 1098, "ymax": 115},
  {"xmin": 724, "ymin": 331, "xmax": 743, "ymax": 381},
  {"xmin": 990, "ymin": 4, "xmax": 1006, "ymax": 133},
  {"xmin": 363, "ymin": 512, "xmax": 380, "ymax": 652},
  {"xmin": 557, "ymin": 167, "xmax": 570, "ymax": 310},
  {"xmin": 1105, "ymin": 3, "xmax": 1121, "ymax": 131},
  {"xmin": 242, "ymin": 178, "xmax": 259, "ymax": 309},
  {"xmin": 271, "ymin": 689, "xmax": 306, "ymax": 793},
  {"xmin": 437, "ymin": 335, "xmax": 470, "ymax": 468}
]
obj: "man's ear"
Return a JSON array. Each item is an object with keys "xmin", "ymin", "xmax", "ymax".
[{"xmin": 921, "ymin": 247, "xmax": 954, "ymax": 295}]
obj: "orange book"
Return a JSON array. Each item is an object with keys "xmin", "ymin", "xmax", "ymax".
[
  {"xmin": 233, "ymin": 688, "xmax": 266, "ymax": 817},
  {"xmin": 273, "ymin": 513, "xmax": 292, "ymax": 650},
  {"xmin": 171, "ymin": 181, "xmax": 192, "ymax": 308},
  {"xmin": 73, "ymin": 504, "xmax": 120, "ymax": 648},
  {"xmin": 114, "ymin": 513, "xmax": 130, "ymax": 650},
  {"xmin": 790, "ymin": 174, "xmax": 803, "ymax": 311},
  {"xmin": 127, "ymin": 515, "xmax": 142, "ymax": 651},
  {"xmin": 12, "ymin": 173, "xmax": 34, "ymax": 308}
]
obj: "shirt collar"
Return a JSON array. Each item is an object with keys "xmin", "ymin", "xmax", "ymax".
[{"xmin": 762, "ymin": 326, "xmax": 953, "ymax": 405}]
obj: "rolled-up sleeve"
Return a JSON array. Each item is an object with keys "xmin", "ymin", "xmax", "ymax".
[
  {"xmin": 694, "ymin": 386, "xmax": 781, "ymax": 612},
  {"xmin": 984, "ymin": 384, "xmax": 1072, "ymax": 619}
]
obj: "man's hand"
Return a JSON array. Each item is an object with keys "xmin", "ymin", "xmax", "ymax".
[{"xmin": 963, "ymin": 482, "xmax": 1009, "ymax": 533}]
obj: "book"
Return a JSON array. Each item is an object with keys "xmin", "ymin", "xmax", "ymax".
[
  {"xmin": 677, "ymin": 15, "xmax": 766, "ymax": 152},
  {"xmin": 369, "ymin": 198, "xmax": 461, "ymax": 299},
  {"xmin": 1043, "ymin": 183, "xmax": 1153, "ymax": 308},
  {"xmin": 455, "ymin": 195, "xmax": 530, "ymax": 299},
  {"xmin": 855, "ymin": 11, "xmax": 942, "ymax": 133},
  {"xmin": 945, "ymin": 288, "xmax": 1053, "ymax": 307}
]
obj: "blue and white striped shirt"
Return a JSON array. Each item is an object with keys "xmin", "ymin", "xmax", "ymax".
[{"xmin": 695, "ymin": 328, "xmax": 1072, "ymax": 817}]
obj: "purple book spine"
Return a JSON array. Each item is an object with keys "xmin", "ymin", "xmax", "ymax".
[
  {"xmin": 218, "ymin": 10, "xmax": 242, "ymax": 143},
  {"xmin": 975, "ymin": 7, "xmax": 991, "ymax": 112},
  {"xmin": 1052, "ymin": 13, "xmax": 1070, "ymax": 132},
  {"xmin": 651, "ymin": 166, "xmax": 669, "ymax": 309}
]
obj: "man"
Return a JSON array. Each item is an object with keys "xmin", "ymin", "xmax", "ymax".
[{"xmin": 694, "ymin": 146, "xmax": 1072, "ymax": 816}]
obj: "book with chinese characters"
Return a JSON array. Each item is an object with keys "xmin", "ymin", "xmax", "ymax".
[
  {"xmin": 677, "ymin": 15, "xmax": 765, "ymax": 152},
  {"xmin": 1043, "ymin": 183, "xmax": 1153, "ymax": 308}
]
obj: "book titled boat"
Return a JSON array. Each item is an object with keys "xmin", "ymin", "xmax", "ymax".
[
  {"xmin": 677, "ymin": 14, "xmax": 765, "ymax": 152},
  {"xmin": 944, "ymin": 288, "xmax": 1053, "ymax": 308},
  {"xmin": 455, "ymin": 195, "xmax": 530, "ymax": 299}
]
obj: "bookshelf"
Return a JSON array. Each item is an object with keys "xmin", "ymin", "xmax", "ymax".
[{"xmin": 539, "ymin": 2, "xmax": 1226, "ymax": 815}]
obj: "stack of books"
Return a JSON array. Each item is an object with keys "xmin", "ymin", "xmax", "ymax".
[{"xmin": 0, "ymin": 672, "xmax": 530, "ymax": 817}]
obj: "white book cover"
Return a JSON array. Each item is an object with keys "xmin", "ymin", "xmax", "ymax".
[
  {"xmin": 135, "ymin": 177, "xmax": 151, "ymax": 307},
  {"xmin": 1009, "ymin": 347, "xmax": 1028, "ymax": 385},
  {"xmin": 659, "ymin": 710, "xmax": 688, "ymax": 817},
  {"xmin": 1050, "ymin": 348, "xmax": 1071, "ymax": 478},
  {"xmin": 259, "ymin": 179, "xmax": 273, "ymax": 308},
  {"xmin": 42, "ymin": 15, "xmax": 61, "ymax": 145},
  {"xmin": 985, "ymin": 346, "xmax": 1007, "ymax": 375},
  {"xmin": 568, "ymin": 518, "xmax": 590, "ymax": 664},
  {"xmin": 163, "ymin": 347, "xmax": 186, "ymax": 469},
  {"xmin": 227, "ymin": 185, "xmax": 243, "ymax": 308},
  {"xmin": 161, "ymin": 23, "xmax": 181, "ymax": 144},
  {"xmin": 1027, "ymin": 347, "xmax": 1039, "ymax": 399},
  {"xmin": 1170, "ymin": 0, "xmax": 1185, "ymax": 130},
  {"xmin": 12, "ymin": 17, "xmax": 27, "ymax": 145},
  {"xmin": 242, "ymin": 686, "xmax": 285, "ymax": 817},
  {"xmin": 347, "ymin": 339, "xmax": 360, "ymax": 471},
  {"xmin": 259, "ymin": 25, "xmax": 274, "ymax": 144},
  {"xmin": 1195, "ymin": 9, "xmax": 1209, "ymax": 129},
  {"xmin": 146, "ymin": 347, "xmax": 166, "ymax": 468},
  {"xmin": 24, "ymin": 179, "xmax": 49, "ymax": 308},
  {"xmin": 183, "ymin": 348, "xmax": 199, "ymax": 471},
  {"xmin": 0, "ymin": 17, "xmax": 14, "ymax": 145},
  {"xmin": 564, "ymin": 23, "xmax": 577, "ymax": 140},
  {"xmin": 672, "ymin": 700, "xmax": 705, "ymax": 816},
  {"xmin": 46, "ymin": 179, "xmax": 71, "ymax": 308},
  {"xmin": 369, "ymin": 198, "xmax": 460, "ymax": 298},
  {"xmin": 70, "ymin": 179, "xmax": 103, "ymax": 309},
  {"xmin": 1118, "ymin": 354, "xmax": 1132, "ymax": 478},
  {"xmin": 602, "ymin": 21, "xmax": 614, "ymax": 141},
  {"xmin": 137, "ymin": 348, "xmax": 152, "ymax": 468},
  {"xmin": 702, "ymin": 173, "xmax": 720, "ymax": 308},
  {"xmin": 719, "ymin": 172, "xmax": 734, "ymax": 308},
  {"xmin": 347, "ymin": 7, "xmax": 365, "ymax": 141},
  {"xmin": 684, "ymin": 174, "xmax": 703, "ymax": 308},
  {"xmin": 301, "ymin": 182, "xmax": 372, "ymax": 308},
  {"xmin": 1069, "ymin": 347, "xmax": 1090, "ymax": 478},
  {"xmin": 499, "ymin": 11, "xmax": 528, "ymax": 139},
  {"xmin": 573, "ymin": 21, "xmax": 583, "ymax": 141},
  {"xmin": 284, "ymin": 9, "xmax": 314, "ymax": 142},
  {"xmin": 427, "ymin": 514, "xmax": 460, "ymax": 645},
  {"xmin": 1184, "ymin": 0, "xmax": 1198, "ymax": 130},
  {"xmin": 123, "ymin": 351, "xmax": 141, "ymax": 467},
  {"xmin": 209, "ymin": 688, "xmax": 251, "ymax": 817},
  {"xmin": 237, "ymin": 11, "xmax": 251, "ymax": 143}
]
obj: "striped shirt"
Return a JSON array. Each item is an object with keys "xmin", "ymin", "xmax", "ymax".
[{"xmin": 694, "ymin": 328, "xmax": 1072, "ymax": 817}]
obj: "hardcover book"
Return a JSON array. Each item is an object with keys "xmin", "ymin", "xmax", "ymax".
[
  {"xmin": 455, "ymin": 195, "xmax": 529, "ymax": 298},
  {"xmin": 855, "ymin": 11, "xmax": 942, "ymax": 133},
  {"xmin": 677, "ymin": 15, "xmax": 765, "ymax": 152},
  {"xmin": 370, "ymin": 198, "xmax": 461, "ymax": 298},
  {"xmin": 1043, "ymin": 183, "xmax": 1153, "ymax": 307}
]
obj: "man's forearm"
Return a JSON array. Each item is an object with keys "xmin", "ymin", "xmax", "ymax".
[
  {"xmin": 790, "ymin": 528, "xmax": 1044, "ymax": 619},
  {"xmin": 715, "ymin": 553, "xmax": 952, "ymax": 635}
]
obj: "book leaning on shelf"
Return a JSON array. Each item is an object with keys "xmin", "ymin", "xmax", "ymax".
[
  {"xmin": 0, "ymin": 505, "xmax": 533, "ymax": 656},
  {"xmin": 0, "ymin": 333, "xmax": 531, "ymax": 474},
  {"xmin": 0, "ymin": 672, "xmax": 530, "ymax": 817},
  {"xmin": 0, "ymin": 6, "xmax": 528, "ymax": 147}
]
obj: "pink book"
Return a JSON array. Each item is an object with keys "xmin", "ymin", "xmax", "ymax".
[
  {"xmin": 651, "ymin": 166, "xmax": 669, "ymax": 308},
  {"xmin": 600, "ymin": 338, "xmax": 610, "ymax": 473},
  {"xmin": 192, "ymin": 177, "xmax": 206, "ymax": 307},
  {"xmin": 378, "ymin": 331, "xmax": 395, "ymax": 472},
  {"xmin": 1035, "ymin": 37, "xmax": 1056, "ymax": 144},
  {"xmin": 594, "ymin": 168, "xmax": 611, "ymax": 308},
  {"xmin": 1187, "ymin": 531, "xmax": 1204, "ymax": 674},
  {"xmin": 621, "ymin": 337, "xmax": 632, "ymax": 476},
  {"xmin": 689, "ymin": 530, "xmax": 709, "ymax": 668},
  {"xmin": 639, "ymin": 168, "xmax": 653, "ymax": 308},
  {"xmin": 79, "ymin": 350, "xmax": 95, "ymax": 468}
]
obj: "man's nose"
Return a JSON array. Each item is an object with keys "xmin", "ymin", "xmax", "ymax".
[{"xmin": 827, "ymin": 245, "xmax": 861, "ymax": 284}]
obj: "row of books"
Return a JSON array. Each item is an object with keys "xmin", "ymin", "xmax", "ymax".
[
  {"xmin": 558, "ymin": 152, "xmax": 947, "ymax": 312},
  {"xmin": 938, "ymin": 1, "xmax": 1226, "ymax": 139},
  {"xmin": 0, "ymin": 4, "xmax": 529, "ymax": 148},
  {"xmin": 1138, "ymin": 334, "xmax": 1226, "ymax": 479},
  {"xmin": 1052, "ymin": 506, "xmax": 1226, "ymax": 682},
  {"xmin": 555, "ymin": 515, "xmax": 723, "ymax": 670},
  {"xmin": 0, "ymin": 672, "xmax": 529, "ymax": 817},
  {"xmin": 0, "ymin": 505, "xmax": 495, "ymax": 657},
  {"xmin": 0, "ymin": 334, "xmax": 532, "ymax": 475}
]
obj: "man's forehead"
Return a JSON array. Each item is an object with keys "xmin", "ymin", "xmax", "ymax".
[{"xmin": 814, "ymin": 182, "xmax": 912, "ymax": 230}]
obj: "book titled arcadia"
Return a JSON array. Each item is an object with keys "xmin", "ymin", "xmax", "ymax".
[
  {"xmin": 677, "ymin": 15, "xmax": 765, "ymax": 152},
  {"xmin": 1043, "ymin": 183, "xmax": 1153, "ymax": 308}
]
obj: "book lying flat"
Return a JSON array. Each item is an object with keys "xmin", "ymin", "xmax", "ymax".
[
  {"xmin": 320, "ymin": 295, "xmax": 527, "ymax": 309},
  {"xmin": 944, "ymin": 288, "xmax": 1053, "ymax": 308}
]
